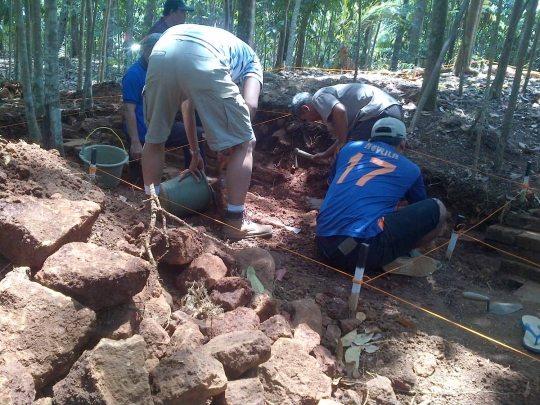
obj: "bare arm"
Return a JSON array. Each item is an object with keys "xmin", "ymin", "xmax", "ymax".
[
  {"xmin": 123, "ymin": 103, "xmax": 143, "ymax": 159},
  {"xmin": 242, "ymin": 76, "xmax": 261, "ymax": 122},
  {"xmin": 181, "ymin": 99, "xmax": 203, "ymax": 181},
  {"xmin": 315, "ymin": 102, "xmax": 349, "ymax": 160}
]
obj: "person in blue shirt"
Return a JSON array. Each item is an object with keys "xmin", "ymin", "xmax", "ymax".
[
  {"xmin": 316, "ymin": 117, "xmax": 448, "ymax": 276},
  {"xmin": 122, "ymin": 33, "xmax": 205, "ymax": 185}
]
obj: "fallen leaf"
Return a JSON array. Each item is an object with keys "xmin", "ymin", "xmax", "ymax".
[
  {"xmin": 362, "ymin": 344, "xmax": 379, "ymax": 353},
  {"xmin": 338, "ymin": 377, "xmax": 357, "ymax": 386},
  {"xmin": 519, "ymin": 142, "xmax": 528, "ymax": 149},
  {"xmin": 332, "ymin": 377, "xmax": 342, "ymax": 386},
  {"xmin": 364, "ymin": 326, "xmax": 382, "ymax": 334},
  {"xmin": 353, "ymin": 333, "xmax": 374, "ymax": 346},
  {"xmin": 336, "ymin": 337, "xmax": 344, "ymax": 363},
  {"xmin": 344, "ymin": 346, "xmax": 363, "ymax": 370},
  {"xmin": 341, "ymin": 329, "xmax": 358, "ymax": 347},
  {"xmin": 510, "ymin": 173, "xmax": 522, "ymax": 179},
  {"xmin": 396, "ymin": 317, "xmax": 417, "ymax": 329},
  {"xmin": 524, "ymin": 381, "xmax": 530, "ymax": 398},
  {"xmin": 391, "ymin": 378, "xmax": 412, "ymax": 392},
  {"xmin": 246, "ymin": 266, "xmax": 265, "ymax": 293},
  {"xmin": 355, "ymin": 312, "xmax": 366, "ymax": 322},
  {"xmin": 275, "ymin": 268, "xmax": 287, "ymax": 281}
]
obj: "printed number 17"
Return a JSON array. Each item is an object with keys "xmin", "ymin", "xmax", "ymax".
[{"xmin": 336, "ymin": 152, "xmax": 396, "ymax": 186}]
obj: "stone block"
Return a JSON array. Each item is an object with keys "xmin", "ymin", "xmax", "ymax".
[
  {"xmin": 0, "ymin": 277, "xmax": 96, "ymax": 388},
  {"xmin": 499, "ymin": 259, "xmax": 540, "ymax": 283},
  {"xmin": 506, "ymin": 211, "xmax": 540, "ymax": 232},
  {"xmin": 485, "ymin": 224, "xmax": 523, "ymax": 246},
  {"xmin": 0, "ymin": 196, "xmax": 100, "ymax": 268},
  {"xmin": 516, "ymin": 231, "xmax": 540, "ymax": 252}
]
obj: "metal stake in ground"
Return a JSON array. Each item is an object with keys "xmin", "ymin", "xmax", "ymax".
[
  {"xmin": 520, "ymin": 161, "xmax": 532, "ymax": 203},
  {"xmin": 349, "ymin": 243, "xmax": 369, "ymax": 313},
  {"xmin": 445, "ymin": 214, "xmax": 466, "ymax": 260}
]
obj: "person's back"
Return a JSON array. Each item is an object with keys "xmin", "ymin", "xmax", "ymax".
[
  {"xmin": 314, "ymin": 117, "xmax": 447, "ymax": 275},
  {"xmin": 312, "ymin": 83, "xmax": 399, "ymax": 131},
  {"xmin": 156, "ymin": 24, "xmax": 262, "ymax": 86},
  {"xmin": 317, "ymin": 139, "xmax": 424, "ymax": 240}
]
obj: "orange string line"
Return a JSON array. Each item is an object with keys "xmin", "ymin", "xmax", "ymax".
[
  {"xmin": 71, "ymin": 160, "xmax": 540, "ymax": 364},
  {"xmin": 363, "ymin": 283, "xmax": 540, "ymax": 363},
  {"xmin": 365, "ymin": 192, "xmax": 520, "ymax": 282},
  {"xmin": 405, "ymin": 147, "xmax": 539, "ymax": 193}
]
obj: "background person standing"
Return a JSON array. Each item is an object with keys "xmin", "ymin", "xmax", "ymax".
[{"xmin": 147, "ymin": 0, "xmax": 194, "ymax": 35}]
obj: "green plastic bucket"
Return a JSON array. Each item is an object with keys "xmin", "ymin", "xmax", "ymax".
[
  {"xmin": 160, "ymin": 172, "xmax": 212, "ymax": 217},
  {"xmin": 78, "ymin": 127, "xmax": 129, "ymax": 189}
]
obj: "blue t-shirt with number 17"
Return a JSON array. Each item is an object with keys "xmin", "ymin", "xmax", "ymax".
[{"xmin": 316, "ymin": 140, "xmax": 426, "ymax": 239}]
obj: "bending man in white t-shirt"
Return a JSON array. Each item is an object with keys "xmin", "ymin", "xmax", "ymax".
[{"xmin": 142, "ymin": 24, "xmax": 273, "ymax": 240}]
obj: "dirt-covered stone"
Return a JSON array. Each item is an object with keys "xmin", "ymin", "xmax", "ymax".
[
  {"xmin": 0, "ymin": 360, "xmax": 36, "ymax": 405},
  {"xmin": 258, "ymin": 338, "xmax": 332, "ymax": 405},
  {"xmin": 176, "ymin": 253, "xmax": 227, "ymax": 291},
  {"xmin": 0, "ymin": 277, "xmax": 96, "ymax": 388},
  {"xmin": 201, "ymin": 330, "xmax": 272, "ymax": 378},
  {"xmin": 150, "ymin": 227, "xmax": 204, "ymax": 265},
  {"xmin": 209, "ymin": 276, "xmax": 253, "ymax": 311},
  {"xmin": 0, "ymin": 195, "xmax": 100, "ymax": 268},
  {"xmin": 36, "ymin": 242, "xmax": 150, "ymax": 310},
  {"xmin": 151, "ymin": 347, "xmax": 227, "ymax": 405},
  {"xmin": 53, "ymin": 335, "xmax": 152, "ymax": 405}
]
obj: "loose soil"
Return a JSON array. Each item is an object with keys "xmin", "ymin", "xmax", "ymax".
[{"xmin": 1, "ymin": 68, "xmax": 540, "ymax": 404}]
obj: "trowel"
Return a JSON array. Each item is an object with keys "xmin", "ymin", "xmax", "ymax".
[{"xmin": 462, "ymin": 292, "xmax": 522, "ymax": 315}]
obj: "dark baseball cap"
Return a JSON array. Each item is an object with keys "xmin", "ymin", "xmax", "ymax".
[{"xmin": 164, "ymin": 0, "xmax": 194, "ymax": 14}]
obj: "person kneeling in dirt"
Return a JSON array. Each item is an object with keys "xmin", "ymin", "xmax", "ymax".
[
  {"xmin": 315, "ymin": 117, "xmax": 448, "ymax": 276},
  {"xmin": 141, "ymin": 24, "xmax": 273, "ymax": 240},
  {"xmin": 290, "ymin": 83, "xmax": 402, "ymax": 162},
  {"xmin": 122, "ymin": 33, "xmax": 206, "ymax": 186}
]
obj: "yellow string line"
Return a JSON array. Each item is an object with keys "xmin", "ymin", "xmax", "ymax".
[
  {"xmin": 363, "ymin": 283, "xmax": 540, "ymax": 363},
  {"xmin": 3, "ymin": 104, "xmax": 538, "ymax": 195},
  {"xmin": 405, "ymin": 147, "xmax": 540, "ymax": 193},
  {"xmin": 75, "ymin": 161, "xmax": 540, "ymax": 364},
  {"xmin": 365, "ymin": 192, "xmax": 520, "ymax": 282},
  {"xmin": 462, "ymin": 233, "xmax": 540, "ymax": 269}
]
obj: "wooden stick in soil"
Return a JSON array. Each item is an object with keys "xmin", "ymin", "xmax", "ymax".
[{"xmin": 143, "ymin": 183, "xmax": 164, "ymax": 298}]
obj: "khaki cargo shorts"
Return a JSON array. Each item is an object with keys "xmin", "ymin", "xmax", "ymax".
[{"xmin": 143, "ymin": 38, "xmax": 255, "ymax": 151}]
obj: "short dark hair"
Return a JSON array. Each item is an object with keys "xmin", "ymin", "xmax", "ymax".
[
  {"xmin": 290, "ymin": 92, "xmax": 313, "ymax": 118},
  {"xmin": 140, "ymin": 33, "xmax": 162, "ymax": 50},
  {"xmin": 163, "ymin": 0, "xmax": 194, "ymax": 16}
]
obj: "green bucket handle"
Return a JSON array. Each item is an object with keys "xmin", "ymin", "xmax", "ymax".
[{"xmin": 81, "ymin": 127, "xmax": 127, "ymax": 155}]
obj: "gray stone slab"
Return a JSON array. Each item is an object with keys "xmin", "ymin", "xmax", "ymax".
[{"xmin": 513, "ymin": 280, "xmax": 540, "ymax": 304}]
